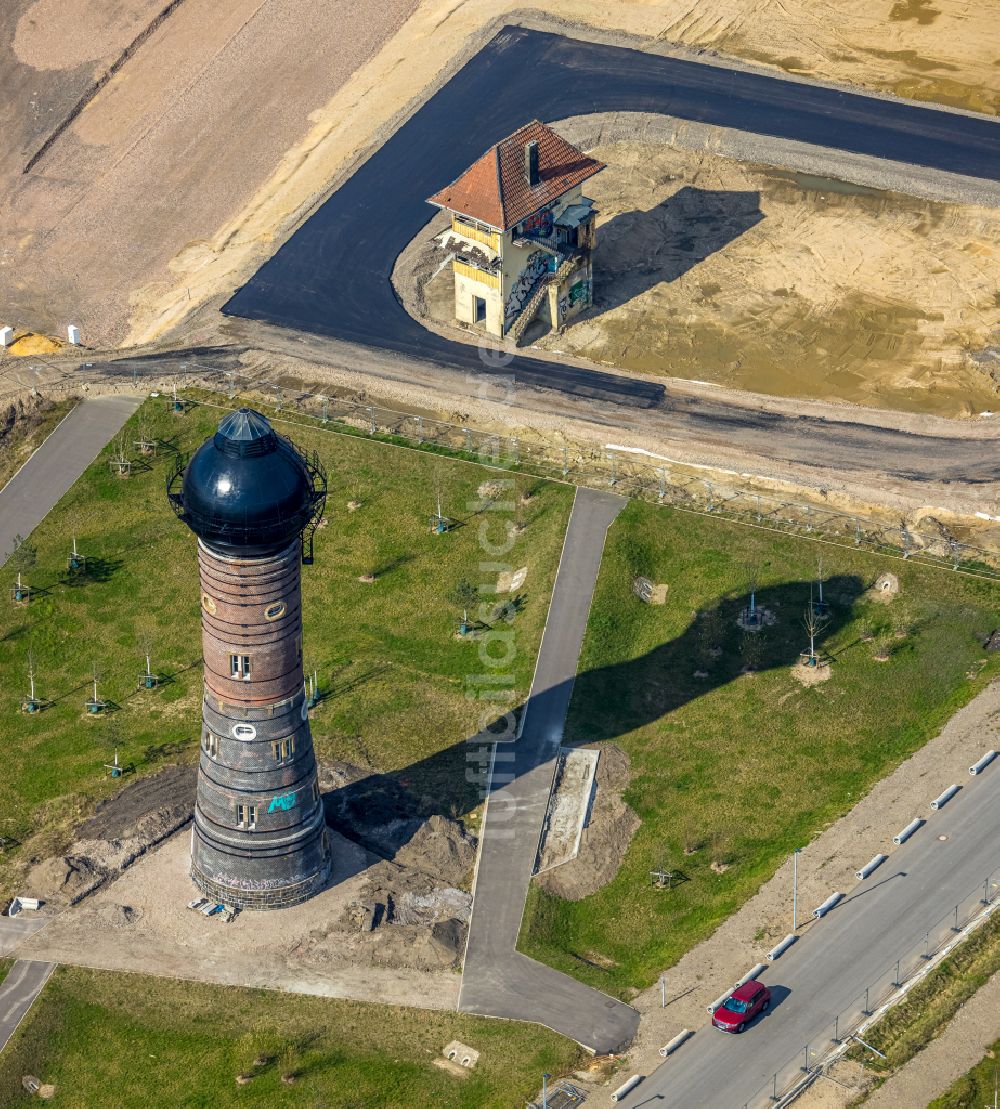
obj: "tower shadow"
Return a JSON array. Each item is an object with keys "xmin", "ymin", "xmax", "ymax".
[
  {"xmin": 324, "ymin": 574, "xmax": 863, "ymax": 860},
  {"xmin": 589, "ymin": 187, "xmax": 765, "ymax": 317}
]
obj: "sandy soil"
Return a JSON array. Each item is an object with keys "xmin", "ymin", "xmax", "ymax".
[
  {"xmin": 620, "ymin": 675, "xmax": 1000, "ymax": 1082},
  {"xmin": 20, "ymin": 827, "xmax": 463, "ymax": 1011},
  {"xmin": 1, "ymin": 0, "xmax": 419, "ymax": 347},
  {"xmin": 2, "ymin": 0, "xmax": 997, "ymax": 361},
  {"xmin": 403, "ymin": 118, "xmax": 1000, "ymax": 417}
]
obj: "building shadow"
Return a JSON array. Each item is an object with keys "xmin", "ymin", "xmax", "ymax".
[
  {"xmin": 587, "ymin": 187, "xmax": 764, "ymax": 318},
  {"xmin": 324, "ymin": 574, "xmax": 863, "ymax": 861}
]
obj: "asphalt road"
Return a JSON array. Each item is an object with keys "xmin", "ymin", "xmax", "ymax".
[
  {"xmin": 223, "ymin": 26, "xmax": 1000, "ymax": 410},
  {"xmin": 620, "ymin": 767, "xmax": 1000, "ymax": 1107},
  {"xmin": 0, "ymin": 395, "xmax": 142, "ymax": 564},
  {"xmin": 0, "ymin": 961, "xmax": 54, "ymax": 1054},
  {"xmin": 459, "ymin": 487, "xmax": 638, "ymax": 1053}
]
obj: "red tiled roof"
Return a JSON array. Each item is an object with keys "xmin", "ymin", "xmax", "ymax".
[{"xmin": 427, "ymin": 120, "xmax": 605, "ymax": 232}]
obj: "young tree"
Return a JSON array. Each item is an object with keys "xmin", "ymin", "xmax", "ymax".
[
  {"xmin": 744, "ymin": 562, "xmax": 760, "ymax": 622},
  {"xmin": 10, "ymin": 534, "xmax": 36, "ymax": 599},
  {"xmin": 802, "ymin": 597, "xmax": 829, "ymax": 666}
]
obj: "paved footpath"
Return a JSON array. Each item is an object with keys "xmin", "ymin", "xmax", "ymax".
[
  {"xmin": 0, "ymin": 394, "xmax": 141, "ymax": 564},
  {"xmin": 0, "ymin": 961, "xmax": 54, "ymax": 1053},
  {"xmin": 459, "ymin": 487, "xmax": 639, "ymax": 1054}
]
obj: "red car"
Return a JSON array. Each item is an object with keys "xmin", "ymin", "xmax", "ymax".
[{"xmin": 712, "ymin": 981, "xmax": 771, "ymax": 1033}]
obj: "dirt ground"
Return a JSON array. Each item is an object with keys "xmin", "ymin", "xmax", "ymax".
[
  {"xmin": 2, "ymin": 0, "xmax": 998, "ymax": 361},
  {"xmin": 21, "ymin": 828, "xmax": 462, "ymax": 1010},
  {"xmin": 400, "ymin": 116, "xmax": 1000, "ymax": 417},
  {"xmin": 16, "ymin": 760, "xmax": 477, "ymax": 1008},
  {"xmin": 536, "ymin": 744, "xmax": 640, "ymax": 901},
  {"xmin": 620, "ymin": 673, "xmax": 1000, "ymax": 1084},
  {"xmin": 0, "ymin": 0, "xmax": 419, "ymax": 349}
]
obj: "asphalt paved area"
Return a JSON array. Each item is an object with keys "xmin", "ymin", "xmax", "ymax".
[
  {"xmin": 620, "ymin": 768, "xmax": 1000, "ymax": 1107},
  {"xmin": 459, "ymin": 487, "xmax": 638, "ymax": 1053},
  {"xmin": 0, "ymin": 917, "xmax": 50, "ymax": 958},
  {"xmin": 0, "ymin": 961, "xmax": 54, "ymax": 1054},
  {"xmin": 0, "ymin": 395, "xmax": 141, "ymax": 564},
  {"xmin": 224, "ymin": 26, "xmax": 1000, "ymax": 409}
]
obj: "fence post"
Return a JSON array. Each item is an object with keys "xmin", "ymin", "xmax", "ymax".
[
  {"xmin": 952, "ymin": 904, "xmax": 961, "ymax": 933},
  {"xmin": 893, "ymin": 959, "xmax": 900, "ymax": 987},
  {"xmin": 833, "ymin": 1013, "xmax": 840, "ymax": 1044},
  {"xmin": 862, "ymin": 987, "xmax": 870, "ymax": 1016},
  {"xmin": 803, "ymin": 1043, "xmax": 810, "ymax": 1073}
]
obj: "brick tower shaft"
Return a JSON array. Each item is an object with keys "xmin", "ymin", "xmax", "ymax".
[{"xmin": 192, "ymin": 539, "xmax": 330, "ymax": 908}]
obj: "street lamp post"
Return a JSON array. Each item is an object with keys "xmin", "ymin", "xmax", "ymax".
[
  {"xmin": 542, "ymin": 1072, "xmax": 551, "ymax": 1109},
  {"xmin": 793, "ymin": 848, "xmax": 801, "ymax": 930},
  {"xmin": 660, "ymin": 975, "xmax": 666, "ymax": 1008}
]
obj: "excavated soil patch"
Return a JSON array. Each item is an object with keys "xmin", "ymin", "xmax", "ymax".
[{"xmin": 536, "ymin": 744, "xmax": 639, "ymax": 902}]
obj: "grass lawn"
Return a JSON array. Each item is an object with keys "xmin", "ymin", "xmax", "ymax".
[
  {"xmin": 0, "ymin": 396, "xmax": 574, "ymax": 896},
  {"xmin": 0, "ymin": 967, "xmax": 583, "ymax": 1108},
  {"xmin": 519, "ymin": 499, "xmax": 1000, "ymax": 996}
]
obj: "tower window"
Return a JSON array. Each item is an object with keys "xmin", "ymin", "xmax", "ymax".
[
  {"xmin": 272, "ymin": 737, "xmax": 295, "ymax": 762},
  {"xmin": 230, "ymin": 654, "xmax": 251, "ymax": 680},
  {"xmin": 237, "ymin": 803, "xmax": 257, "ymax": 829},
  {"xmin": 202, "ymin": 732, "xmax": 218, "ymax": 758}
]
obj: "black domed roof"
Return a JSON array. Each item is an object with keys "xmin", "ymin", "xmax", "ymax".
[{"xmin": 172, "ymin": 408, "xmax": 322, "ymax": 555}]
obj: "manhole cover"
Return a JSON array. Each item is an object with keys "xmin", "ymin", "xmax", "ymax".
[{"xmin": 938, "ymin": 835, "xmax": 949, "ymax": 841}]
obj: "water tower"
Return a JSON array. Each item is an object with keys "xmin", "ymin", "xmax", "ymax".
[{"xmin": 167, "ymin": 408, "xmax": 331, "ymax": 908}]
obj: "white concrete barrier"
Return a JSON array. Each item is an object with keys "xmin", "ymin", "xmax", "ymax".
[
  {"xmin": 812, "ymin": 892, "xmax": 843, "ymax": 919},
  {"xmin": 767, "ymin": 934, "xmax": 797, "ymax": 961},
  {"xmin": 856, "ymin": 854, "xmax": 887, "ymax": 881},
  {"xmin": 659, "ymin": 1029, "xmax": 693, "ymax": 1057},
  {"xmin": 930, "ymin": 785, "xmax": 960, "ymax": 811},
  {"xmin": 611, "ymin": 1074, "xmax": 642, "ymax": 1102},
  {"xmin": 0, "ymin": 326, "xmax": 13, "ymax": 347},
  {"xmin": 735, "ymin": 963, "xmax": 768, "ymax": 989},
  {"xmin": 893, "ymin": 818, "xmax": 922, "ymax": 845},
  {"xmin": 707, "ymin": 991, "xmax": 731, "ymax": 1014},
  {"xmin": 970, "ymin": 751, "xmax": 997, "ymax": 776}
]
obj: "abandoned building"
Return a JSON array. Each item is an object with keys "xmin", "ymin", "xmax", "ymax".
[
  {"xmin": 427, "ymin": 120, "xmax": 605, "ymax": 341},
  {"xmin": 167, "ymin": 408, "xmax": 332, "ymax": 909}
]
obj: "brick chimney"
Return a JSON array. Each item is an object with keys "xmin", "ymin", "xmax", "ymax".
[{"xmin": 524, "ymin": 139, "xmax": 539, "ymax": 187}]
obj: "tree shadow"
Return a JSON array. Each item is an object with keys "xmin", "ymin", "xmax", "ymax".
[
  {"xmin": 62, "ymin": 556, "xmax": 124, "ymax": 586},
  {"xmin": 323, "ymin": 574, "xmax": 864, "ymax": 862},
  {"xmin": 588, "ymin": 187, "xmax": 764, "ymax": 318}
]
